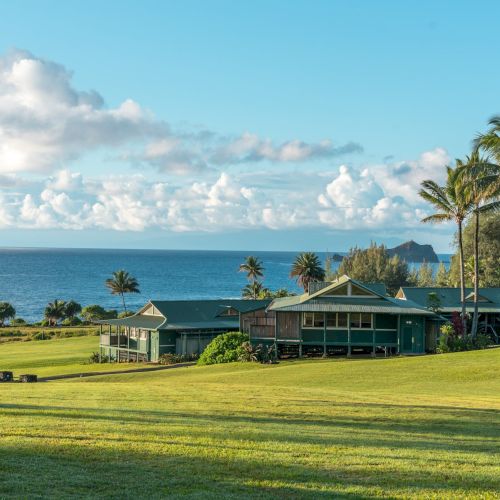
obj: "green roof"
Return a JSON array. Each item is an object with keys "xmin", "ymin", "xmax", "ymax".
[
  {"xmin": 96, "ymin": 315, "xmax": 166, "ymax": 329},
  {"xmin": 269, "ymin": 276, "xmax": 435, "ymax": 316},
  {"xmin": 398, "ymin": 287, "xmax": 500, "ymax": 312}
]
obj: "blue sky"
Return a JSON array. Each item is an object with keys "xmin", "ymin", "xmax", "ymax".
[{"xmin": 0, "ymin": 0, "xmax": 498, "ymax": 252}]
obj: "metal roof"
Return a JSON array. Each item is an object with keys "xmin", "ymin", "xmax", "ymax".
[
  {"xmin": 397, "ymin": 287, "xmax": 500, "ymax": 312},
  {"xmin": 96, "ymin": 315, "xmax": 166, "ymax": 329}
]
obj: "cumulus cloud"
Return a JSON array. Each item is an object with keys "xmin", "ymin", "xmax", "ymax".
[{"xmin": 0, "ymin": 50, "xmax": 361, "ymax": 175}]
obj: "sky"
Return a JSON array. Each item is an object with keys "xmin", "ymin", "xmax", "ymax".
[{"xmin": 0, "ymin": 0, "xmax": 498, "ymax": 252}]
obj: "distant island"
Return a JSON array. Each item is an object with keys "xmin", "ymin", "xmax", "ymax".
[{"xmin": 387, "ymin": 240, "xmax": 439, "ymax": 263}]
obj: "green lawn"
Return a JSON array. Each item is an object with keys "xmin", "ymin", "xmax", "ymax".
[
  {"xmin": 0, "ymin": 336, "xmax": 148, "ymax": 377},
  {"xmin": 0, "ymin": 343, "xmax": 499, "ymax": 499}
]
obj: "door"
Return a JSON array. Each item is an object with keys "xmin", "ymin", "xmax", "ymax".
[{"xmin": 400, "ymin": 316, "xmax": 425, "ymax": 354}]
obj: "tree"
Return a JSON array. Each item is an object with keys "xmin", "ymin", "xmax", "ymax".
[
  {"xmin": 449, "ymin": 212, "xmax": 500, "ymax": 287},
  {"xmin": 44, "ymin": 300, "xmax": 66, "ymax": 326},
  {"xmin": 475, "ymin": 115, "xmax": 500, "ymax": 164},
  {"xmin": 419, "ymin": 165, "xmax": 473, "ymax": 332},
  {"xmin": 64, "ymin": 300, "xmax": 82, "ymax": 319},
  {"xmin": 0, "ymin": 302, "xmax": 16, "ymax": 326},
  {"xmin": 458, "ymin": 153, "xmax": 500, "ymax": 336},
  {"xmin": 242, "ymin": 281, "xmax": 268, "ymax": 300},
  {"xmin": 417, "ymin": 262, "xmax": 434, "ymax": 287},
  {"xmin": 105, "ymin": 270, "xmax": 140, "ymax": 312},
  {"xmin": 435, "ymin": 262, "xmax": 449, "ymax": 287},
  {"xmin": 238, "ymin": 256, "xmax": 264, "ymax": 282},
  {"xmin": 335, "ymin": 244, "xmax": 409, "ymax": 295},
  {"xmin": 81, "ymin": 305, "xmax": 118, "ymax": 322},
  {"xmin": 290, "ymin": 252, "xmax": 325, "ymax": 292},
  {"xmin": 426, "ymin": 292, "xmax": 442, "ymax": 313}
]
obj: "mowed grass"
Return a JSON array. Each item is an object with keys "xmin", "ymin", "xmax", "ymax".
[
  {"xmin": 0, "ymin": 336, "xmax": 147, "ymax": 377},
  {"xmin": 0, "ymin": 345, "xmax": 499, "ymax": 499}
]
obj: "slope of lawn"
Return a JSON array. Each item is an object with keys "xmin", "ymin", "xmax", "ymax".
[
  {"xmin": 0, "ymin": 348, "xmax": 499, "ymax": 498},
  {"xmin": 0, "ymin": 336, "xmax": 149, "ymax": 377}
]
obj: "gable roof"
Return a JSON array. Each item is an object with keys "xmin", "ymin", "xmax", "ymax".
[
  {"xmin": 397, "ymin": 287, "xmax": 500, "ymax": 312},
  {"xmin": 268, "ymin": 276, "xmax": 434, "ymax": 316},
  {"xmin": 98, "ymin": 299, "xmax": 271, "ymax": 331}
]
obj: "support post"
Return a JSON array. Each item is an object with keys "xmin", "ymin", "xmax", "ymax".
[
  {"xmin": 323, "ymin": 312, "xmax": 327, "ymax": 357},
  {"xmin": 347, "ymin": 313, "xmax": 352, "ymax": 357},
  {"xmin": 372, "ymin": 314, "xmax": 376, "ymax": 358},
  {"xmin": 274, "ymin": 312, "xmax": 278, "ymax": 360}
]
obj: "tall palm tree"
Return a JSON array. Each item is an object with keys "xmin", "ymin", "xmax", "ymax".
[
  {"xmin": 290, "ymin": 252, "xmax": 325, "ymax": 292},
  {"xmin": 419, "ymin": 165, "xmax": 473, "ymax": 333},
  {"xmin": 238, "ymin": 256, "xmax": 264, "ymax": 283},
  {"xmin": 475, "ymin": 115, "xmax": 500, "ymax": 164},
  {"xmin": 44, "ymin": 299, "xmax": 67, "ymax": 326},
  {"xmin": 458, "ymin": 153, "xmax": 500, "ymax": 336},
  {"xmin": 64, "ymin": 300, "xmax": 82, "ymax": 320},
  {"xmin": 105, "ymin": 270, "xmax": 140, "ymax": 312}
]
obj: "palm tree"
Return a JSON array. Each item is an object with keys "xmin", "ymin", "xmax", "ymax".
[
  {"xmin": 105, "ymin": 270, "xmax": 140, "ymax": 312},
  {"xmin": 242, "ymin": 281, "xmax": 269, "ymax": 300},
  {"xmin": 458, "ymin": 152, "xmax": 500, "ymax": 336},
  {"xmin": 475, "ymin": 115, "xmax": 500, "ymax": 164},
  {"xmin": 44, "ymin": 300, "xmax": 67, "ymax": 326},
  {"xmin": 419, "ymin": 165, "xmax": 473, "ymax": 333},
  {"xmin": 64, "ymin": 300, "xmax": 82, "ymax": 320},
  {"xmin": 238, "ymin": 256, "xmax": 264, "ymax": 283},
  {"xmin": 290, "ymin": 252, "xmax": 325, "ymax": 292},
  {"xmin": 0, "ymin": 302, "xmax": 16, "ymax": 327}
]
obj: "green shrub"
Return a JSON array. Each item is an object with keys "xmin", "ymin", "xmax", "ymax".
[
  {"xmin": 31, "ymin": 331, "xmax": 53, "ymax": 341},
  {"xmin": 158, "ymin": 353, "xmax": 198, "ymax": 365},
  {"xmin": 61, "ymin": 317, "xmax": 83, "ymax": 326},
  {"xmin": 11, "ymin": 318, "xmax": 27, "ymax": 326},
  {"xmin": 239, "ymin": 342, "xmax": 277, "ymax": 363},
  {"xmin": 0, "ymin": 330, "xmax": 24, "ymax": 338},
  {"xmin": 474, "ymin": 334, "xmax": 491, "ymax": 350},
  {"xmin": 88, "ymin": 352, "xmax": 113, "ymax": 363},
  {"xmin": 197, "ymin": 332, "xmax": 249, "ymax": 365}
]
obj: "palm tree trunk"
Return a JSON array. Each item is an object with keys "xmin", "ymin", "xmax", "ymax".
[
  {"xmin": 121, "ymin": 293, "xmax": 127, "ymax": 312},
  {"xmin": 458, "ymin": 219, "xmax": 467, "ymax": 335},
  {"xmin": 471, "ymin": 209, "xmax": 480, "ymax": 337}
]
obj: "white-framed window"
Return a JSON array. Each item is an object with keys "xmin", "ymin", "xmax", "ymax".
[
  {"xmin": 325, "ymin": 312, "xmax": 348, "ymax": 328},
  {"xmin": 302, "ymin": 312, "xmax": 324, "ymax": 328},
  {"xmin": 130, "ymin": 327, "xmax": 138, "ymax": 339},
  {"xmin": 139, "ymin": 329, "xmax": 148, "ymax": 340},
  {"xmin": 349, "ymin": 313, "xmax": 373, "ymax": 329}
]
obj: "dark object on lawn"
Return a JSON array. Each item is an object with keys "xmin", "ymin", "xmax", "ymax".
[
  {"xmin": 0, "ymin": 371, "xmax": 13, "ymax": 382},
  {"xmin": 19, "ymin": 374, "xmax": 37, "ymax": 383}
]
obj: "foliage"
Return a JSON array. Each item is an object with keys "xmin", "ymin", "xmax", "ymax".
[
  {"xmin": 417, "ymin": 262, "xmax": 434, "ymax": 287},
  {"xmin": 242, "ymin": 281, "xmax": 268, "ymax": 300},
  {"xmin": 335, "ymin": 244, "xmax": 409, "ymax": 295},
  {"xmin": 62, "ymin": 317, "xmax": 83, "ymax": 326},
  {"xmin": 105, "ymin": 270, "xmax": 140, "ymax": 311},
  {"xmin": 435, "ymin": 262, "xmax": 449, "ymax": 287},
  {"xmin": 118, "ymin": 310, "xmax": 135, "ymax": 318},
  {"xmin": 436, "ymin": 322, "xmax": 490, "ymax": 353},
  {"xmin": 10, "ymin": 318, "xmax": 27, "ymax": 326},
  {"xmin": 81, "ymin": 305, "xmax": 118, "ymax": 322},
  {"xmin": 475, "ymin": 114, "xmax": 500, "ymax": 163},
  {"xmin": 449, "ymin": 213, "xmax": 500, "ymax": 287},
  {"xmin": 238, "ymin": 342, "xmax": 277, "ymax": 363},
  {"xmin": 64, "ymin": 300, "xmax": 82, "ymax": 319},
  {"xmin": 0, "ymin": 302, "xmax": 16, "ymax": 326},
  {"xmin": 197, "ymin": 331, "xmax": 249, "ymax": 365},
  {"xmin": 450, "ymin": 311, "xmax": 465, "ymax": 337},
  {"xmin": 436, "ymin": 323, "xmax": 453, "ymax": 353},
  {"xmin": 426, "ymin": 292, "xmax": 442, "ymax": 313},
  {"xmin": 44, "ymin": 300, "xmax": 67, "ymax": 326},
  {"xmin": 87, "ymin": 352, "xmax": 113, "ymax": 363},
  {"xmin": 157, "ymin": 353, "xmax": 199, "ymax": 365},
  {"xmin": 290, "ymin": 252, "xmax": 325, "ymax": 291},
  {"xmin": 238, "ymin": 256, "xmax": 264, "ymax": 282}
]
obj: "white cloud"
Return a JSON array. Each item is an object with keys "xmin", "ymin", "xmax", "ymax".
[{"xmin": 0, "ymin": 50, "xmax": 361, "ymax": 175}]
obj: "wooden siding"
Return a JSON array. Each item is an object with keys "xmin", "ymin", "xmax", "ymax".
[
  {"xmin": 241, "ymin": 309, "xmax": 276, "ymax": 339},
  {"xmin": 276, "ymin": 311, "xmax": 300, "ymax": 340}
]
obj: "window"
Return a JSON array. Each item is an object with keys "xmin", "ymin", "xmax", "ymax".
[
  {"xmin": 130, "ymin": 328, "xmax": 138, "ymax": 339},
  {"xmin": 349, "ymin": 313, "xmax": 372, "ymax": 329},
  {"xmin": 303, "ymin": 312, "xmax": 313, "ymax": 327},
  {"xmin": 351, "ymin": 285, "xmax": 373, "ymax": 296},
  {"xmin": 139, "ymin": 330, "xmax": 148, "ymax": 340},
  {"xmin": 219, "ymin": 307, "xmax": 238, "ymax": 317},
  {"xmin": 326, "ymin": 313, "xmax": 337, "ymax": 328},
  {"xmin": 337, "ymin": 313, "xmax": 348, "ymax": 328},
  {"xmin": 329, "ymin": 283, "xmax": 349, "ymax": 296},
  {"xmin": 361, "ymin": 313, "xmax": 372, "ymax": 328},
  {"xmin": 302, "ymin": 312, "xmax": 324, "ymax": 328}
]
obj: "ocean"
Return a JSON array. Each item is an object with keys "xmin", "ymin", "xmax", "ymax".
[{"xmin": 0, "ymin": 248, "xmax": 452, "ymax": 322}]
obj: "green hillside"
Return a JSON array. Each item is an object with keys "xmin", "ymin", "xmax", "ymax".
[{"xmin": 0, "ymin": 341, "xmax": 499, "ymax": 498}]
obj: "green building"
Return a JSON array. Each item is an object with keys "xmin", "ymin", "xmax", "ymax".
[
  {"xmin": 241, "ymin": 276, "xmax": 441, "ymax": 356},
  {"xmin": 98, "ymin": 299, "xmax": 270, "ymax": 362}
]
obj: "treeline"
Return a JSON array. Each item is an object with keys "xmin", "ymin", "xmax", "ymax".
[{"xmin": 326, "ymin": 243, "xmax": 449, "ymax": 295}]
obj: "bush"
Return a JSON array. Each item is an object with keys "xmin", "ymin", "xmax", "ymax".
[
  {"xmin": 158, "ymin": 353, "xmax": 199, "ymax": 365},
  {"xmin": 61, "ymin": 317, "xmax": 83, "ymax": 326},
  {"xmin": 88, "ymin": 352, "xmax": 113, "ymax": 363},
  {"xmin": 239, "ymin": 342, "xmax": 277, "ymax": 363},
  {"xmin": 11, "ymin": 318, "xmax": 27, "ymax": 326},
  {"xmin": 118, "ymin": 311, "xmax": 135, "ymax": 319},
  {"xmin": 197, "ymin": 332, "xmax": 249, "ymax": 365},
  {"xmin": 31, "ymin": 331, "xmax": 53, "ymax": 341}
]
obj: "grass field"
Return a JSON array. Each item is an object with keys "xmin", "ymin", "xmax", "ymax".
[
  {"xmin": 0, "ymin": 336, "xmax": 147, "ymax": 377},
  {"xmin": 0, "ymin": 340, "xmax": 499, "ymax": 499}
]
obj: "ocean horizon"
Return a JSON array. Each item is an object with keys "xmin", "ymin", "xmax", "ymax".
[{"xmin": 0, "ymin": 247, "xmax": 452, "ymax": 322}]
